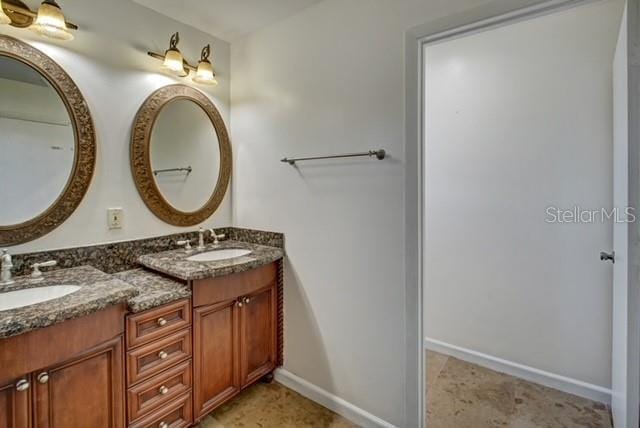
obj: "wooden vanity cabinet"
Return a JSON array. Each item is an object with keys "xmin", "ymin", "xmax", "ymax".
[
  {"xmin": 33, "ymin": 336, "xmax": 124, "ymax": 428},
  {"xmin": 192, "ymin": 262, "xmax": 278, "ymax": 421},
  {"xmin": 0, "ymin": 378, "xmax": 31, "ymax": 428},
  {"xmin": 0, "ymin": 304, "xmax": 127, "ymax": 428}
]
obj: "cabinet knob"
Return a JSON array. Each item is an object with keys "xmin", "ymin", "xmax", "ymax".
[
  {"xmin": 157, "ymin": 317, "xmax": 167, "ymax": 327},
  {"xmin": 237, "ymin": 301, "xmax": 243, "ymax": 307},
  {"xmin": 159, "ymin": 385, "xmax": 169, "ymax": 395},
  {"xmin": 15, "ymin": 379, "xmax": 30, "ymax": 392},
  {"xmin": 37, "ymin": 372, "xmax": 49, "ymax": 384},
  {"xmin": 158, "ymin": 350, "xmax": 169, "ymax": 360},
  {"xmin": 243, "ymin": 297, "xmax": 251, "ymax": 305},
  {"xmin": 159, "ymin": 422, "xmax": 169, "ymax": 428}
]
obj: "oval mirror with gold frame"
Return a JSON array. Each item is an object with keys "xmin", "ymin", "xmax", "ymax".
[
  {"xmin": 131, "ymin": 84, "xmax": 231, "ymax": 227},
  {"xmin": 0, "ymin": 35, "xmax": 96, "ymax": 246}
]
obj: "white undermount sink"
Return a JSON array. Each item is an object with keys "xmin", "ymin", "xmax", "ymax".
[
  {"xmin": 187, "ymin": 249, "xmax": 252, "ymax": 262},
  {"xmin": 0, "ymin": 285, "xmax": 81, "ymax": 311}
]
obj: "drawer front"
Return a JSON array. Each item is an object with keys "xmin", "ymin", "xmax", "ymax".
[
  {"xmin": 127, "ymin": 360, "xmax": 192, "ymax": 422},
  {"xmin": 129, "ymin": 392, "xmax": 192, "ymax": 428},
  {"xmin": 193, "ymin": 262, "xmax": 277, "ymax": 307},
  {"xmin": 127, "ymin": 299, "xmax": 191, "ymax": 349},
  {"xmin": 127, "ymin": 328, "xmax": 191, "ymax": 386}
]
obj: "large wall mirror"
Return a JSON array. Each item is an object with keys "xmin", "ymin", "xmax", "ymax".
[
  {"xmin": 131, "ymin": 85, "xmax": 231, "ymax": 226},
  {"xmin": 0, "ymin": 36, "xmax": 96, "ymax": 246}
]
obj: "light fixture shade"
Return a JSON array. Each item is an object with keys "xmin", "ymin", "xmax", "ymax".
[
  {"xmin": 193, "ymin": 60, "xmax": 217, "ymax": 85},
  {"xmin": 30, "ymin": 1, "xmax": 74, "ymax": 41},
  {"xmin": 161, "ymin": 48, "xmax": 187, "ymax": 76},
  {"xmin": 0, "ymin": 0, "xmax": 11, "ymax": 25}
]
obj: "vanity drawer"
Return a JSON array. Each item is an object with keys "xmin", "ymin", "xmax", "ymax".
[
  {"xmin": 127, "ymin": 299, "xmax": 191, "ymax": 349},
  {"xmin": 193, "ymin": 262, "xmax": 277, "ymax": 307},
  {"xmin": 129, "ymin": 391, "xmax": 192, "ymax": 428},
  {"xmin": 127, "ymin": 328, "xmax": 192, "ymax": 386},
  {"xmin": 127, "ymin": 359, "xmax": 192, "ymax": 422}
]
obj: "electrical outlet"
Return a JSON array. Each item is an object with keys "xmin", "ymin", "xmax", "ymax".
[{"xmin": 107, "ymin": 208, "xmax": 123, "ymax": 229}]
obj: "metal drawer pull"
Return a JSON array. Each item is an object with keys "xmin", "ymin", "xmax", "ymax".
[
  {"xmin": 37, "ymin": 372, "xmax": 49, "ymax": 384},
  {"xmin": 15, "ymin": 379, "xmax": 29, "ymax": 391},
  {"xmin": 158, "ymin": 350, "xmax": 169, "ymax": 360},
  {"xmin": 159, "ymin": 385, "xmax": 169, "ymax": 395},
  {"xmin": 157, "ymin": 317, "xmax": 167, "ymax": 326},
  {"xmin": 159, "ymin": 422, "xmax": 169, "ymax": 428}
]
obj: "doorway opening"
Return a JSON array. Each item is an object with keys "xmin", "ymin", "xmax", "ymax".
[{"xmin": 415, "ymin": 0, "xmax": 637, "ymax": 426}]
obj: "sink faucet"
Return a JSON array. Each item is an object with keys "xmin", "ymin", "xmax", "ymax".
[
  {"xmin": 30, "ymin": 260, "xmax": 58, "ymax": 281},
  {"xmin": 1, "ymin": 249, "xmax": 15, "ymax": 286},
  {"xmin": 177, "ymin": 239, "xmax": 194, "ymax": 254},
  {"xmin": 208, "ymin": 229, "xmax": 226, "ymax": 246},
  {"xmin": 197, "ymin": 227, "xmax": 206, "ymax": 251}
]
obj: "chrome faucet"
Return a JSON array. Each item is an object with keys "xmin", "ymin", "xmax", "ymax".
[
  {"xmin": 1, "ymin": 249, "xmax": 15, "ymax": 286},
  {"xmin": 30, "ymin": 260, "xmax": 57, "ymax": 281},
  {"xmin": 177, "ymin": 239, "xmax": 194, "ymax": 253},
  {"xmin": 208, "ymin": 229, "xmax": 226, "ymax": 246},
  {"xmin": 197, "ymin": 227, "xmax": 206, "ymax": 251}
]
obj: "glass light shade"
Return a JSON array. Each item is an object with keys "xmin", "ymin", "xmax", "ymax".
[
  {"xmin": 193, "ymin": 60, "xmax": 218, "ymax": 85},
  {"xmin": 0, "ymin": 0, "xmax": 11, "ymax": 25},
  {"xmin": 29, "ymin": 1, "xmax": 74, "ymax": 41},
  {"xmin": 161, "ymin": 48, "xmax": 187, "ymax": 77}
]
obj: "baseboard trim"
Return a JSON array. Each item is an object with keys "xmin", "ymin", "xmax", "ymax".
[
  {"xmin": 424, "ymin": 337, "xmax": 612, "ymax": 404},
  {"xmin": 274, "ymin": 369, "xmax": 397, "ymax": 428}
]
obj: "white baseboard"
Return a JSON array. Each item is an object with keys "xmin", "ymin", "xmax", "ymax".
[
  {"xmin": 274, "ymin": 369, "xmax": 397, "ymax": 428},
  {"xmin": 424, "ymin": 337, "xmax": 612, "ymax": 405}
]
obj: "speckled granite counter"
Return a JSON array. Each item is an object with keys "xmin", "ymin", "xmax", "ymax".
[
  {"xmin": 113, "ymin": 269, "xmax": 191, "ymax": 313},
  {"xmin": 0, "ymin": 266, "xmax": 138, "ymax": 339},
  {"xmin": 138, "ymin": 240, "xmax": 284, "ymax": 281}
]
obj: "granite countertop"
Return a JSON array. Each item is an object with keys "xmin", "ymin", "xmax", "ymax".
[
  {"xmin": 138, "ymin": 240, "xmax": 284, "ymax": 281},
  {"xmin": 113, "ymin": 269, "xmax": 191, "ymax": 313},
  {"xmin": 0, "ymin": 266, "xmax": 138, "ymax": 339}
]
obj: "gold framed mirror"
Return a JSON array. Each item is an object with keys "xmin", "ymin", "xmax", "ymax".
[
  {"xmin": 131, "ymin": 85, "xmax": 231, "ymax": 226},
  {"xmin": 0, "ymin": 35, "xmax": 96, "ymax": 246}
]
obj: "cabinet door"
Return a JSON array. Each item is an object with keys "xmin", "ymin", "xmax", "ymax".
[
  {"xmin": 240, "ymin": 286, "xmax": 277, "ymax": 387},
  {"xmin": 0, "ymin": 378, "xmax": 31, "ymax": 428},
  {"xmin": 33, "ymin": 336, "xmax": 124, "ymax": 428},
  {"xmin": 193, "ymin": 299, "xmax": 240, "ymax": 419}
]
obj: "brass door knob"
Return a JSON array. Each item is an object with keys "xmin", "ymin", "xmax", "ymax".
[
  {"xmin": 158, "ymin": 350, "xmax": 169, "ymax": 360},
  {"xmin": 159, "ymin": 385, "xmax": 169, "ymax": 395},
  {"xmin": 157, "ymin": 317, "xmax": 167, "ymax": 327},
  {"xmin": 37, "ymin": 372, "xmax": 49, "ymax": 384},
  {"xmin": 15, "ymin": 379, "xmax": 29, "ymax": 392}
]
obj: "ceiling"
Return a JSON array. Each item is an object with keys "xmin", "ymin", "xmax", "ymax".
[{"xmin": 133, "ymin": 0, "xmax": 324, "ymax": 42}]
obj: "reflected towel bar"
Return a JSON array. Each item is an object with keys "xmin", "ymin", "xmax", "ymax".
[
  {"xmin": 153, "ymin": 166, "xmax": 193, "ymax": 176},
  {"xmin": 281, "ymin": 149, "xmax": 386, "ymax": 165}
]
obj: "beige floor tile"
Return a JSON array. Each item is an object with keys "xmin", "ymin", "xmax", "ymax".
[
  {"xmin": 199, "ymin": 382, "xmax": 356, "ymax": 428},
  {"xmin": 426, "ymin": 351, "xmax": 449, "ymax": 388},
  {"xmin": 426, "ymin": 356, "xmax": 516, "ymax": 427},
  {"xmin": 509, "ymin": 380, "xmax": 612, "ymax": 428}
]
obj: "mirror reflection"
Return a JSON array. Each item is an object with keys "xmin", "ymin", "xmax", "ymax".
[
  {"xmin": 150, "ymin": 99, "xmax": 221, "ymax": 213},
  {"xmin": 0, "ymin": 55, "xmax": 75, "ymax": 226}
]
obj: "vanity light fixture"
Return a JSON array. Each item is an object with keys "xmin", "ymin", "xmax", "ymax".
[
  {"xmin": 30, "ymin": 0, "xmax": 74, "ymax": 41},
  {"xmin": 0, "ymin": 0, "xmax": 77, "ymax": 40},
  {"xmin": 0, "ymin": 0, "xmax": 12, "ymax": 25},
  {"xmin": 160, "ymin": 32, "xmax": 188, "ymax": 77},
  {"xmin": 148, "ymin": 34, "xmax": 218, "ymax": 85},
  {"xmin": 193, "ymin": 45, "xmax": 218, "ymax": 86}
]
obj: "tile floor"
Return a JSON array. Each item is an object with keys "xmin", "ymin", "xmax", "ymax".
[{"xmin": 199, "ymin": 351, "xmax": 613, "ymax": 427}]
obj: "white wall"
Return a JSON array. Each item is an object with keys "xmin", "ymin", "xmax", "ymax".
[
  {"xmin": 424, "ymin": 0, "xmax": 623, "ymax": 389},
  {"xmin": 4, "ymin": 0, "xmax": 231, "ymax": 254},
  {"xmin": 230, "ymin": 0, "xmax": 556, "ymax": 425}
]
